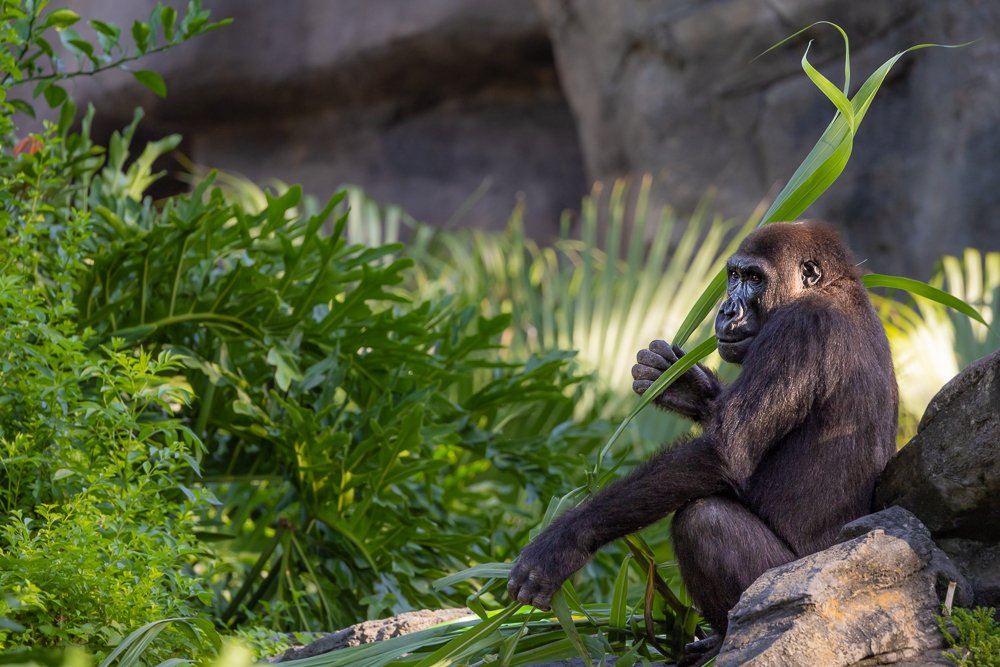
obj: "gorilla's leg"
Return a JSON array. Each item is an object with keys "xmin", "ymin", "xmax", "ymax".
[{"xmin": 672, "ymin": 495, "xmax": 795, "ymax": 633}]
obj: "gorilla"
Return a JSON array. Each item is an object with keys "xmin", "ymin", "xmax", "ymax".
[{"xmin": 507, "ymin": 222, "xmax": 898, "ymax": 664}]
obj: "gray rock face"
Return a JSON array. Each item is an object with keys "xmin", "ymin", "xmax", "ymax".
[
  {"xmin": 875, "ymin": 351, "xmax": 1000, "ymax": 543},
  {"xmin": 716, "ymin": 507, "xmax": 961, "ymax": 667},
  {"xmin": 876, "ymin": 348, "xmax": 1000, "ymax": 606},
  {"xmin": 57, "ymin": 1, "xmax": 1000, "ymax": 275},
  {"xmin": 535, "ymin": 0, "xmax": 1000, "ymax": 276},
  {"xmin": 936, "ymin": 538, "xmax": 1000, "ymax": 608},
  {"xmin": 62, "ymin": 0, "xmax": 585, "ymax": 235}
]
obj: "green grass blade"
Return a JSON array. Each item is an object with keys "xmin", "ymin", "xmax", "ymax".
[
  {"xmin": 610, "ymin": 555, "xmax": 632, "ymax": 630},
  {"xmin": 800, "ymin": 40, "xmax": 854, "ymax": 132},
  {"xmin": 598, "ymin": 335, "xmax": 718, "ymax": 465},
  {"xmin": 433, "ymin": 563, "xmax": 513, "ymax": 590},
  {"xmin": 863, "ymin": 273, "xmax": 988, "ymax": 326},
  {"xmin": 551, "ymin": 590, "xmax": 594, "ymax": 667},
  {"xmin": 412, "ymin": 602, "xmax": 521, "ymax": 667},
  {"xmin": 673, "ymin": 270, "xmax": 726, "ymax": 347}
]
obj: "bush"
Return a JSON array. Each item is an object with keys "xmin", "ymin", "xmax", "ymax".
[
  {"xmin": 0, "ymin": 2, "xmax": 610, "ymax": 656},
  {"xmin": 941, "ymin": 608, "xmax": 1000, "ymax": 667}
]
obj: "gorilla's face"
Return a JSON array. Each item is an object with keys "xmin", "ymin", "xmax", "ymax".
[
  {"xmin": 716, "ymin": 250, "xmax": 822, "ymax": 364},
  {"xmin": 716, "ymin": 253, "xmax": 769, "ymax": 364}
]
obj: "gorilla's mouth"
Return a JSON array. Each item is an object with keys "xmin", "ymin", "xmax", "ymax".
[
  {"xmin": 717, "ymin": 333, "xmax": 754, "ymax": 345},
  {"xmin": 717, "ymin": 334, "xmax": 754, "ymax": 361}
]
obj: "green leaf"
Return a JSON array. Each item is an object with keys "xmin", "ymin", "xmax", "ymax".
[
  {"xmin": 44, "ymin": 8, "xmax": 80, "ymax": 30},
  {"xmin": 551, "ymin": 590, "xmax": 593, "ymax": 667},
  {"xmin": 90, "ymin": 19, "xmax": 121, "ymax": 39},
  {"xmin": 133, "ymin": 69, "xmax": 167, "ymax": 98},
  {"xmin": 42, "ymin": 82, "xmax": 67, "ymax": 108},
  {"xmin": 132, "ymin": 19, "xmax": 151, "ymax": 53},
  {"xmin": 412, "ymin": 603, "xmax": 521, "ymax": 667},
  {"xmin": 863, "ymin": 273, "xmax": 988, "ymax": 327},
  {"xmin": 9, "ymin": 98, "xmax": 36, "ymax": 118},
  {"xmin": 433, "ymin": 563, "xmax": 513, "ymax": 590},
  {"xmin": 609, "ymin": 555, "xmax": 632, "ymax": 630},
  {"xmin": 598, "ymin": 335, "xmax": 718, "ymax": 467},
  {"xmin": 160, "ymin": 6, "xmax": 178, "ymax": 41}
]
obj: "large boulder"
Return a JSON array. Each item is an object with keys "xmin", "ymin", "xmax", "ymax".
[
  {"xmin": 876, "ymin": 348, "xmax": 1000, "ymax": 605},
  {"xmin": 59, "ymin": 0, "xmax": 586, "ymax": 235},
  {"xmin": 715, "ymin": 507, "xmax": 964, "ymax": 667},
  {"xmin": 534, "ymin": 0, "xmax": 1000, "ymax": 276}
]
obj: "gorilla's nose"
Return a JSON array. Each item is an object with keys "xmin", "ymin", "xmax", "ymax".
[
  {"xmin": 720, "ymin": 298, "xmax": 745, "ymax": 322},
  {"xmin": 717, "ymin": 299, "xmax": 748, "ymax": 338}
]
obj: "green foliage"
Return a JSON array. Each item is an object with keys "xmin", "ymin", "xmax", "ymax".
[
  {"xmin": 0, "ymin": 0, "xmax": 225, "ymax": 661},
  {"xmin": 940, "ymin": 608, "xmax": 1000, "ymax": 667},
  {"xmin": 0, "ymin": 130, "xmax": 210, "ymax": 659},
  {"xmin": 878, "ymin": 250, "xmax": 1000, "ymax": 441},
  {"xmin": 75, "ymin": 118, "xmax": 604, "ymax": 629},
  {"xmin": 0, "ymin": 0, "xmax": 229, "ymax": 113}
]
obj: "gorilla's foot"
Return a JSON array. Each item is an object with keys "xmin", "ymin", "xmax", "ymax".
[{"xmin": 677, "ymin": 633, "xmax": 722, "ymax": 667}]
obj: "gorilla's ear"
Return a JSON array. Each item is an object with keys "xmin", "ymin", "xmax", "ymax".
[{"xmin": 802, "ymin": 260, "xmax": 822, "ymax": 287}]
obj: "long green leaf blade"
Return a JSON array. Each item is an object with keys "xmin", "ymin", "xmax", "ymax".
[{"xmin": 863, "ymin": 273, "xmax": 988, "ymax": 326}]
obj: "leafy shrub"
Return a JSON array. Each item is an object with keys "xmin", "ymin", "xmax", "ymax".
[
  {"xmin": 0, "ymin": 0, "xmax": 223, "ymax": 659},
  {"xmin": 941, "ymin": 607, "xmax": 1000, "ymax": 667},
  {"xmin": 73, "ymin": 118, "xmax": 607, "ymax": 629}
]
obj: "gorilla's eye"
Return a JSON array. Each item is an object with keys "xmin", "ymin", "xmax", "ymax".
[
  {"xmin": 748, "ymin": 273, "xmax": 762, "ymax": 284},
  {"xmin": 729, "ymin": 270, "xmax": 739, "ymax": 281}
]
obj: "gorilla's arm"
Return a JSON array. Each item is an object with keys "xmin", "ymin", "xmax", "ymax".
[
  {"xmin": 631, "ymin": 340, "xmax": 723, "ymax": 422},
  {"xmin": 710, "ymin": 301, "xmax": 842, "ymax": 482},
  {"xmin": 509, "ymin": 302, "xmax": 846, "ymax": 610},
  {"xmin": 507, "ymin": 437, "xmax": 730, "ymax": 610}
]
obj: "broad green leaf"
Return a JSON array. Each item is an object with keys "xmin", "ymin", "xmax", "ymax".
[
  {"xmin": 609, "ymin": 555, "xmax": 632, "ymax": 630},
  {"xmin": 133, "ymin": 69, "xmax": 167, "ymax": 97},
  {"xmin": 44, "ymin": 8, "xmax": 80, "ymax": 30},
  {"xmin": 132, "ymin": 19, "xmax": 151, "ymax": 52},
  {"xmin": 863, "ymin": 273, "xmax": 988, "ymax": 326},
  {"xmin": 160, "ymin": 6, "xmax": 178, "ymax": 41}
]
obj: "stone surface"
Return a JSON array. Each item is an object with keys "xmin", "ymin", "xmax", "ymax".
[
  {"xmin": 270, "ymin": 608, "xmax": 473, "ymax": 662},
  {"xmin": 59, "ymin": 0, "xmax": 586, "ymax": 235},
  {"xmin": 837, "ymin": 507, "xmax": 974, "ymax": 609},
  {"xmin": 876, "ymin": 349, "xmax": 1000, "ymax": 541},
  {"xmin": 535, "ymin": 0, "xmax": 1000, "ymax": 276},
  {"xmin": 936, "ymin": 539, "xmax": 1000, "ymax": 608},
  {"xmin": 50, "ymin": 1, "xmax": 1000, "ymax": 274},
  {"xmin": 715, "ymin": 507, "xmax": 961, "ymax": 667}
]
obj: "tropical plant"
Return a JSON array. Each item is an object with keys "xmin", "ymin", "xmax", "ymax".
[
  {"xmin": 0, "ymin": 1, "xmax": 225, "ymax": 660},
  {"xmin": 879, "ymin": 249, "xmax": 1000, "ymax": 441}
]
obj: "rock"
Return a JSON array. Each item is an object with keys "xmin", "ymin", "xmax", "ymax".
[
  {"xmin": 52, "ymin": 1, "xmax": 1000, "ymax": 275},
  {"xmin": 716, "ymin": 508, "xmax": 962, "ymax": 667},
  {"xmin": 936, "ymin": 538, "xmax": 1000, "ymax": 608},
  {"xmin": 878, "ymin": 347, "xmax": 1000, "ymax": 540},
  {"xmin": 838, "ymin": 507, "xmax": 974, "ymax": 609},
  {"xmin": 876, "ymin": 348, "xmax": 1000, "ymax": 605},
  {"xmin": 535, "ymin": 0, "xmax": 1000, "ymax": 276},
  {"xmin": 58, "ymin": 0, "xmax": 586, "ymax": 236},
  {"xmin": 269, "ymin": 608, "xmax": 473, "ymax": 662}
]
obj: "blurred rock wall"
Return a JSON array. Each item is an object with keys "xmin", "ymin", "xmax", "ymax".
[{"xmin": 64, "ymin": 0, "xmax": 1000, "ymax": 275}]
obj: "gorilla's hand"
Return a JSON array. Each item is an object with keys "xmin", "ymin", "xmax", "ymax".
[
  {"xmin": 507, "ymin": 525, "xmax": 590, "ymax": 611},
  {"xmin": 631, "ymin": 340, "xmax": 721, "ymax": 422}
]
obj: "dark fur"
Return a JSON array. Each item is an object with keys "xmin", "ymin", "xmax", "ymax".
[{"xmin": 507, "ymin": 223, "xmax": 898, "ymax": 653}]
